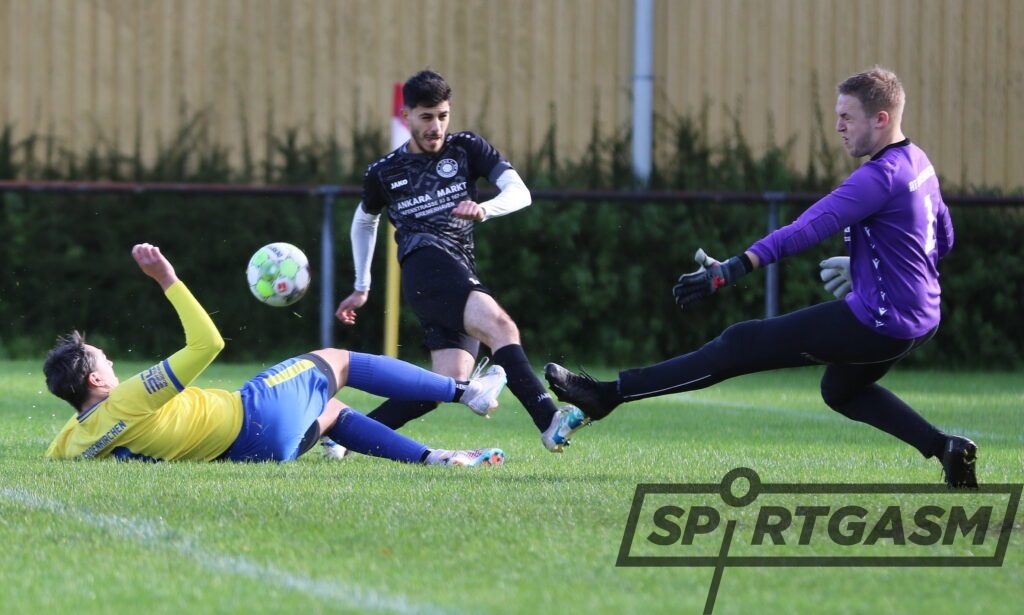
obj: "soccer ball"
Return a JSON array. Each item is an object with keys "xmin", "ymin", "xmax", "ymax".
[{"xmin": 246, "ymin": 242, "xmax": 311, "ymax": 307}]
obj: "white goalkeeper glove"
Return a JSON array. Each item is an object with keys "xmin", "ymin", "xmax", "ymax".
[{"xmin": 819, "ymin": 256, "xmax": 851, "ymax": 298}]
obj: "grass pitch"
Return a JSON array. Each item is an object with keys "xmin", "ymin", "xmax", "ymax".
[{"xmin": 1, "ymin": 360, "xmax": 1021, "ymax": 614}]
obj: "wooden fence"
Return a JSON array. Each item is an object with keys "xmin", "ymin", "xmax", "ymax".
[{"xmin": 1, "ymin": 0, "xmax": 1020, "ymax": 189}]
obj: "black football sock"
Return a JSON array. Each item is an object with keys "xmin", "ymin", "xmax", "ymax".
[
  {"xmin": 828, "ymin": 384, "xmax": 946, "ymax": 458},
  {"xmin": 927, "ymin": 432, "xmax": 950, "ymax": 460},
  {"xmin": 492, "ymin": 344, "xmax": 560, "ymax": 431},
  {"xmin": 366, "ymin": 399, "xmax": 439, "ymax": 430}
]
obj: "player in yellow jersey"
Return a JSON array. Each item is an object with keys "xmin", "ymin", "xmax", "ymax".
[{"xmin": 43, "ymin": 243, "xmax": 507, "ymax": 466}]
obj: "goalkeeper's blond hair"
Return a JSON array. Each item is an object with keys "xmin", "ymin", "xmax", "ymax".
[{"xmin": 838, "ymin": 67, "xmax": 906, "ymax": 121}]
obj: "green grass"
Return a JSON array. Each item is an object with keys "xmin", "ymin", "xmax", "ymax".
[{"xmin": 1, "ymin": 360, "xmax": 1021, "ymax": 614}]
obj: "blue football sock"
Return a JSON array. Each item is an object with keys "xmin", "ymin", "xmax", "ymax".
[
  {"xmin": 346, "ymin": 352, "xmax": 456, "ymax": 401},
  {"xmin": 325, "ymin": 407, "xmax": 430, "ymax": 463}
]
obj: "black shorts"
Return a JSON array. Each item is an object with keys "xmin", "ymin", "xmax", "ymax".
[{"xmin": 400, "ymin": 246, "xmax": 493, "ymax": 354}]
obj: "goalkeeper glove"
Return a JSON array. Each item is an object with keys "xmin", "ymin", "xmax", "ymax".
[
  {"xmin": 672, "ymin": 248, "xmax": 750, "ymax": 308},
  {"xmin": 819, "ymin": 256, "xmax": 851, "ymax": 298}
]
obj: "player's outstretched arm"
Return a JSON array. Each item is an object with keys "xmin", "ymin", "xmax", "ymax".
[
  {"xmin": 350, "ymin": 203, "xmax": 379, "ymax": 289},
  {"xmin": 108, "ymin": 243, "xmax": 223, "ymax": 411},
  {"xmin": 340, "ymin": 202, "xmax": 379, "ymax": 325}
]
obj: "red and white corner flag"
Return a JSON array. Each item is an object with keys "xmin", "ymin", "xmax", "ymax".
[{"xmin": 390, "ymin": 82, "xmax": 410, "ymax": 150}]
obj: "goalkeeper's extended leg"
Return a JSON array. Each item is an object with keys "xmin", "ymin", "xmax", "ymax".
[{"xmin": 545, "ymin": 302, "xmax": 867, "ymax": 418}]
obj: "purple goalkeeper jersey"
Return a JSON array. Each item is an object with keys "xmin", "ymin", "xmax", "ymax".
[{"xmin": 748, "ymin": 140, "xmax": 954, "ymax": 339}]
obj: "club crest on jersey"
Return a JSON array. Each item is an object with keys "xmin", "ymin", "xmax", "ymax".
[{"xmin": 436, "ymin": 159, "xmax": 459, "ymax": 178}]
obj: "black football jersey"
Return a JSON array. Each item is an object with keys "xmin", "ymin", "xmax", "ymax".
[{"xmin": 361, "ymin": 131, "xmax": 513, "ymax": 267}]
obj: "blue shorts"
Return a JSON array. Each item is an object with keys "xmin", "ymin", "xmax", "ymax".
[{"xmin": 221, "ymin": 353, "xmax": 337, "ymax": 463}]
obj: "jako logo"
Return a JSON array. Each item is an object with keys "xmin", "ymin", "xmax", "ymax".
[
  {"xmin": 617, "ymin": 467, "xmax": 1020, "ymax": 614},
  {"xmin": 390, "ymin": 179, "xmax": 408, "ymax": 189}
]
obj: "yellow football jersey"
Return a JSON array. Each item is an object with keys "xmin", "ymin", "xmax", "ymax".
[{"xmin": 45, "ymin": 282, "xmax": 243, "ymax": 461}]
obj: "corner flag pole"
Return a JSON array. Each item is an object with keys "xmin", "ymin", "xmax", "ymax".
[{"xmin": 384, "ymin": 83, "xmax": 410, "ymax": 358}]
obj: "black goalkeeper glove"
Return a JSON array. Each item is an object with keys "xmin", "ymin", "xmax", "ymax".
[{"xmin": 672, "ymin": 248, "xmax": 751, "ymax": 308}]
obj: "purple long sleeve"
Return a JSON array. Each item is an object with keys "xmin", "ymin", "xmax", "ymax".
[{"xmin": 748, "ymin": 141, "xmax": 952, "ymax": 339}]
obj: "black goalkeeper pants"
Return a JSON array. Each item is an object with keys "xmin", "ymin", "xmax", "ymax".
[{"xmin": 617, "ymin": 300, "xmax": 946, "ymax": 457}]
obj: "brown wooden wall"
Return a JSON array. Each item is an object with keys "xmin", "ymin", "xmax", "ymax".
[{"xmin": 2, "ymin": 0, "xmax": 1021, "ymax": 189}]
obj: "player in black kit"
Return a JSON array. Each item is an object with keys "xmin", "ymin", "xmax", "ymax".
[{"xmin": 333, "ymin": 69, "xmax": 587, "ymax": 453}]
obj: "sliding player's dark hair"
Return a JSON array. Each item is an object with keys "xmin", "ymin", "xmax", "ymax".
[{"xmin": 44, "ymin": 330, "xmax": 95, "ymax": 409}]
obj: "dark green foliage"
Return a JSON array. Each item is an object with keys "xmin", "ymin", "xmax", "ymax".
[
  {"xmin": 0, "ymin": 108, "xmax": 1020, "ymax": 368},
  {"xmin": 929, "ymin": 205, "xmax": 1024, "ymax": 367},
  {"xmin": 0, "ymin": 118, "xmax": 389, "ymax": 362}
]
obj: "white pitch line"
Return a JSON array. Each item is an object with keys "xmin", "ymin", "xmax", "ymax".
[
  {"xmin": 671, "ymin": 394, "xmax": 1024, "ymax": 443},
  {"xmin": 2, "ymin": 488, "xmax": 450, "ymax": 615}
]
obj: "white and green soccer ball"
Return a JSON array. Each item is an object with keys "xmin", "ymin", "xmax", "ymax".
[{"xmin": 246, "ymin": 242, "xmax": 311, "ymax": 307}]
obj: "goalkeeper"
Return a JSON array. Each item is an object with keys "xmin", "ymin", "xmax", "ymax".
[
  {"xmin": 545, "ymin": 67, "xmax": 977, "ymax": 488},
  {"xmin": 43, "ymin": 243, "xmax": 507, "ymax": 467}
]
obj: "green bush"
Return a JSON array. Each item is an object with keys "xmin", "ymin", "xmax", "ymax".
[{"xmin": 0, "ymin": 107, "xmax": 1021, "ymax": 368}]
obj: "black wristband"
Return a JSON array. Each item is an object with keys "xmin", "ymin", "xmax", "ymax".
[{"xmin": 737, "ymin": 253, "xmax": 754, "ymax": 274}]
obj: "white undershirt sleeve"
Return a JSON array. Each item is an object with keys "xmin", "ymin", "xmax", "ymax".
[
  {"xmin": 351, "ymin": 203, "xmax": 380, "ymax": 292},
  {"xmin": 480, "ymin": 169, "xmax": 532, "ymax": 221}
]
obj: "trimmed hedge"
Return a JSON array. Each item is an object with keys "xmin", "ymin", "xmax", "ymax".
[{"xmin": 0, "ymin": 114, "xmax": 1020, "ymax": 368}]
